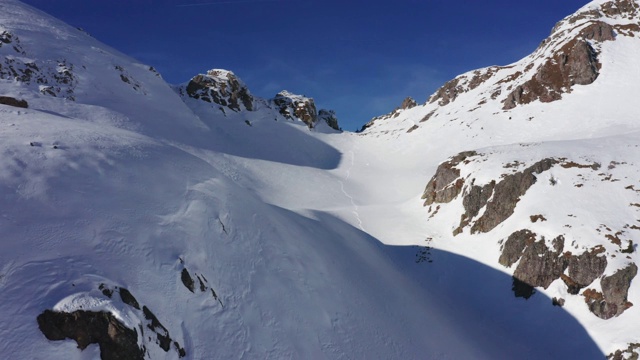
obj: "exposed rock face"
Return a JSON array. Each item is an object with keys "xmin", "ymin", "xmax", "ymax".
[
  {"xmin": 608, "ymin": 343, "xmax": 640, "ymax": 360},
  {"xmin": 564, "ymin": 246, "xmax": 608, "ymax": 294},
  {"xmin": 359, "ymin": 97, "xmax": 420, "ymax": 132},
  {"xmin": 422, "ymin": 151, "xmax": 477, "ymax": 206},
  {"xmin": 416, "ymin": 1, "xmax": 637, "ymax": 114},
  {"xmin": 471, "ymin": 158, "xmax": 557, "ymax": 233},
  {"xmin": 44, "ymin": 285, "xmax": 188, "ymax": 358},
  {"xmin": 512, "ymin": 236, "xmax": 568, "ymax": 298},
  {"xmin": 428, "ymin": 68, "xmax": 500, "ymax": 106},
  {"xmin": 184, "ymin": 69, "xmax": 254, "ymax": 112},
  {"xmin": 499, "ymin": 229, "xmax": 537, "ymax": 268},
  {"xmin": 586, "ymin": 263, "xmax": 638, "ymax": 319},
  {"xmin": 400, "ymin": 96, "xmax": 417, "ymax": 110},
  {"xmin": 180, "ymin": 267, "xmax": 223, "ymax": 306},
  {"xmin": 503, "ymin": 37, "xmax": 604, "ymax": 109},
  {"xmin": 456, "ymin": 180, "xmax": 496, "ymax": 235},
  {"xmin": 423, "ymin": 155, "xmax": 556, "ymax": 235},
  {"xmin": 273, "ymin": 90, "xmax": 318, "ymax": 128},
  {"xmin": 498, "ymin": 227, "xmax": 630, "ymax": 319},
  {"xmin": 0, "ymin": 95, "xmax": 27, "ymax": 108},
  {"xmin": 580, "ymin": 21, "xmax": 617, "ymax": 42},
  {"xmin": 318, "ymin": 109, "xmax": 341, "ymax": 131},
  {"xmin": 37, "ymin": 309, "xmax": 144, "ymax": 360},
  {"xmin": 0, "ymin": 30, "xmax": 79, "ymax": 99}
]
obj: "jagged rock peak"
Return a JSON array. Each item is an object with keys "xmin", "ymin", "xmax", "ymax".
[
  {"xmin": 273, "ymin": 90, "xmax": 318, "ymax": 128},
  {"xmin": 182, "ymin": 68, "xmax": 254, "ymax": 112},
  {"xmin": 318, "ymin": 109, "xmax": 341, "ymax": 131},
  {"xmin": 271, "ymin": 91, "xmax": 341, "ymax": 130},
  {"xmin": 400, "ymin": 97, "xmax": 417, "ymax": 110}
]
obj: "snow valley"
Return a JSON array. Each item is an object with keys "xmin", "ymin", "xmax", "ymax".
[{"xmin": 1, "ymin": 0, "xmax": 640, "ymax": 359}]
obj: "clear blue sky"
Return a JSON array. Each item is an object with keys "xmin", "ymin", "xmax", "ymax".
[{"xmin": 22, "ymin": 0, "xmax": 588, "ymax": 131}]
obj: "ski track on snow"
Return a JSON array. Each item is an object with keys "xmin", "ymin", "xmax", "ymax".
[{"xmin": 338, "ymin": 140, "xmax": 365, "ymax": 232}]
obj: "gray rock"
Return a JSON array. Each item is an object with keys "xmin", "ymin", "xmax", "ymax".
[
  {"xmin": 499, "ymin": 229, "xmax": 537, "ymax": 268},
  {"xmin": 185, "ymin": 70, "xmax": 254, "ymax": 112},
  {"xmin": 471, "ymin": 158, "xmax": 557, "ymax": 233},
  {"xmin": 318, "ymin": 109, "xmax": 341, "ymax": 131},
  {"xmin": 421, "ymin": 151, "xmax": 477, "ymax": 206},
  {"xmin": 513, "ymin": 236, "xmax": 568, "ymax": 295},
  {"xmin": 273, "ymin": 91, "xmax": 318, "ymax": 128},
  {"xmin": 586, "ymin": 263, "xmax": 637, "ymax": 319},
  {"xmin": 458, "ymin": 181, "xmax": 495, "ymax": 232},
  {"xmin": 566, "ymin": 247, "xmax": 608, "ymax": 291}
]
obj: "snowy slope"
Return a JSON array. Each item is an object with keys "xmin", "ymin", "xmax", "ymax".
[
  {"xmin": 0, "ymin": 0, "xmax": 638, "ymax": 359},
  {"xmin": 342, "ymin": 0, "xmax": 640, "ymax": 356}
]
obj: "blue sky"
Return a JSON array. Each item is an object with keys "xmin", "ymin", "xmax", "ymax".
[{"xmin": 22, "ymin": 0, "xmax": 588, "ymax": 130}]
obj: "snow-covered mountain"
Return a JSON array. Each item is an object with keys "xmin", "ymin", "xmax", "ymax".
[{"xmin": 1, "ymin": 0, "xmax": 639, "ymax": 359}]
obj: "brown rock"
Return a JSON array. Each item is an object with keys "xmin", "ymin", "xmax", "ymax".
[
  {"xmin": 37, "ymin": 310, "xmax": 144, "ymax": 360},
  {"xmin": 185, "ymin": 70, "xmax": 254, "ymax": 112},
  {"xmin": 586, "ymin": 263, "xmax": 638, "ymax": 319},
  {"xmin": 421, "ymin": 151, "xmax": 478, "ymax": 206},
  {"xmin": 471, "ymin": 158, "xmax": 557, "ymax": 233},
  {"xmin": 273, "ymin": 91, "xmax": 318, "ymax": 128},
  {"xmin": 513, "ymin": 236, "xmax": 569, "ymax": 294},
  {"xmin": 400, "ymin": 97, "xmax": 417, "ymax": 110},
  {"xmin": 503, "ymin": 37, "xmax": 605, "ymax": 110},
  {"xmin": 580, "ymin": 21, "xmax": 616, "ymax": 41},
  {"xmin": 565, "ymin": 247, "xmax": 608, "ymax": 292},
  {"xmin": 499, "ymin": 229, "xmax": 537, "ymax": 268},
  {"xmin": 0, "ymin": 95, "xmax": 28, "ymax": 108}
]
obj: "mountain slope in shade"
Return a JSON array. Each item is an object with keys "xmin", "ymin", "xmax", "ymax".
[{"xmin": 0, "ymin": 0, "xmax": 639, "ymax": 359}]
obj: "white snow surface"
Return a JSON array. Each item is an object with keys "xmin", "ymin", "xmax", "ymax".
[{"xmin": 0, "ymin": 0, "xmax": 638, "ymax": 359}]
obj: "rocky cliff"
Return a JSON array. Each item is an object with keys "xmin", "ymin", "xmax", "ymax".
[{"xmin": 176, "ymin": 72, "xmax": 342, "ymax": 130}]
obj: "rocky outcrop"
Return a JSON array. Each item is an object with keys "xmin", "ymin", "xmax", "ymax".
[
  {"xmin": 180, "ymin": 267, "xmax": 223, "ymax": 306},
  {"xmin": 423, "ymin": 155, "xmax": 557, "ymax": 235},
  {"xmin": 428, "ymin": 68, "xmax": 500, "ymax": 106},
  {"xmin": 41, "ymin": 285, "xmax": 187, "ymax": 358},
  {"xmin": 318, "ymin": 109, "xmax": 341, "ymax": 131},
  {"xmin": 0, "ymin": 95, "xmax": 27, "ymax": 108},
  {"xmin": 359, "ymin": 97, "xmax": 419, "ymax": 132},
  {"xmin": 400, "ymin": 97, "xmax": 417, "ymax": 110},
  {"xmin": 455, "ymin": 180, "xmax": 496, "ymax": 235},
  {"xmin": 37, "ymin": 309, "xmax": 144, "ymax": 360},
  {"xmin": 608, "ymin": 343, "xmax": 640, "ymax": 360},
  {"xmin": 273, "ymin": 90, "xmax": 318, "ymax": 128},
  {"xmin": 499, "ymin": 229, "xmax": 537, "ymax": 267},
  {"xmin": 585, "ymin": 263, "xmax": 637, "ymax": 319},
  {"xmin": 563, "ymin": 246, "xmax": 608, "ymax": 294},
  {"xmin": 0, "ymin": 57, "xmax": 76, "ymax": 100},
  {"xmin": 512, "ymin": 236, "xmax": 568, "ymax": 298},
  {"xmin": 422, "ymin": 151, "xmax": 477, "ymax": 206},
  {"xmin": 184, "ymin": 69, "xmax": 254, "ymax": 112},
  {"xmin": 503, "ymin": 37, "xmax": 605, "ymax": 109},
  {"xmin": 498, "ymin": 229, "xmax": 629, "ymax": 319},
  {"xmin": 470, "ymin": 159, "xmax": 557, "ymax": 233}
]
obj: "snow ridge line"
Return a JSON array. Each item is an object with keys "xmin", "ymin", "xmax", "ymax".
[{"xmin": 338, "ymin": 142, "xmax": 365, "ymax": 232}]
